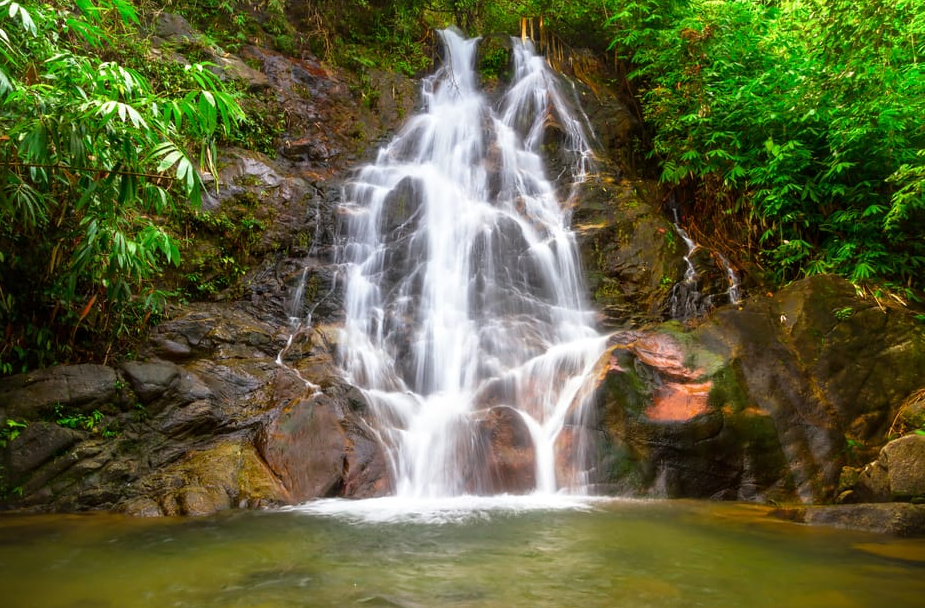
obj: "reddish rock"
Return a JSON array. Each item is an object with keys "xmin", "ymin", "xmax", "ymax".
[
  {"xmin": 631, "ymin": 333, "xmax": 703, "ymax": 380},
  {"xmin": 342, "ymin": 417, "xmax": 392, "ymax": 498},
  {"xmin": 478, "ymin": 406, "xmax": 536, "ymax": 494},
  {"xmin": 258, "ymin": 395, "xmax": 348, "ymax": 501},
  {"xmin": 647, "ymin": 381, "xmax": 712, "ymax": 421}
]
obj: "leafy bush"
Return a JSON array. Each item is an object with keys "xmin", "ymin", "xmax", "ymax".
[{"xmin": 0, "ymin": 0, "xmax": 243, "ymax": 372}]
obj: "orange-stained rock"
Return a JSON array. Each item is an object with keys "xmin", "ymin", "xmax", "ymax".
[
  {"xmin": 647, "ymin": 381, "xmax": 712, "ymax": 421},
  {"xmin": 631, "ymin": 333, "xmax": 703, "ymax": 380},
  {"xmin": 553, "ymin": 426, "xmax": 592, "ymax": 488}
]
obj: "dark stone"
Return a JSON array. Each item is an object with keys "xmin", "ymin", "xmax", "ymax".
[
  {"xmin": 4, "ymin": 422, "xmax": 83, "ymax": 480},
  {"xmin": 153, "ymin": 13, "xmax": 197, "ymax": 43},
  {"xmin": 153, "ymin": 338, "xmax": 193, "ymax": 360},
  {"xmin": 771, "ymin": 503, "xmax": 925, "ymax": 537},
  {"xmin": 120, "ymin": 361, "xmax": 181, "ymax": 404},
  {"xmin": 158, "ymin": 400, "xmax": 228, "ymax": 437},
  {"xmin": 0, "ymin": 364, "xmax": 118, "ymax": 418}
]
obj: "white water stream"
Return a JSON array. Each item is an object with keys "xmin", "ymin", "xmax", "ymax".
[
  {"xmin": 668, "ymin": 209, "xmax": 742, "ymax": 320},
  {"xmin": 337, "ymin": 30, "xmax": 608, "ymax": 499}
]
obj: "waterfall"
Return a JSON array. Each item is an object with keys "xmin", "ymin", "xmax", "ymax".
[
  {"xmin": 668, "ymin": 210, "xmax": 742, "ymax": 321},
  {"xmin": 337, "ymin": 29, "xmax": 608, "ymax": 499}
]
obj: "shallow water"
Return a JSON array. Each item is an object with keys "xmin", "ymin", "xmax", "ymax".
[{"xmin": 1, "ymin": 498, "xmax": 923, "ymax": 608}]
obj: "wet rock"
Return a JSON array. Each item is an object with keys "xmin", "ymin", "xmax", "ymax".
[
  {"xmin": 121, "ymin": 496, "xmax": 164, "ymax": 517},
  {"xmin": 178, "ymin": 486, "xmax": 232, "ymax": 516},
  {"xmin": 3, "ymin": 422, "xmax": 83, "ymax": 482},
  {"xmin": 646, "ymin": 381, "xmax": 712, "ymax": 422},
  {"xmin": 173, "ymin": 370, "xmax": 214, "ymax": 404},
  {"xmin": 595, "ymin": 275, "xmax": 925, "ymax": 504},
  {"xmin": 477, "ymin": 406, "xmax": 536, "ymax": 494},
  {"xmin": 158, "ymin": 399, "xmax": 228, "ymax": 437},
  {"xmin": 120, "ymin": 361, "xmax": 181, "ymax": 404},
  {"xmin": 258, "ymin": 395, "xmax": 348, "ymax": 501},
  {"xmin": 856, "ymin": 434, "xmax": 925, "ymax": 502},
  {"xmin": 574, "ymin": 180, "xmax": 683, "ymax": 327},
  {"xmin": 0, "ymin": 364, "xmax": 119, "ymax": 418},
  {"xmin": 123, "ymin": 439, "xmax": 291, "ymax": 517},
  {"xmin": 341, "ymin": 409, "xmax": 391, "ymax": 498},
  {"xmin": 152, "ymin": 337, "xmax": 193, "ymax": 361}
]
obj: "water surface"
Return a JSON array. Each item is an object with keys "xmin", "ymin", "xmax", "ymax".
[{"xmin": 1, "ymin": 499, "xmax": 923, "ymax": 608}]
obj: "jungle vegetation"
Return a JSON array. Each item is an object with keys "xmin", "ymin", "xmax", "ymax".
[{"xmin": 1, "ymin": 0, "xmax": 923, "ymax": 374}]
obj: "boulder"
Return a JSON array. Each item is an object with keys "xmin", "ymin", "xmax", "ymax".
[
  {"xmin": 477, "ymin": 405, "xmax": 536, "ymax": 494},
  {"xmin": 855, "ymin": 434, "xmax": 925, "ymax": 502},
  {"xmin": 121, "ymin": 439, "xmax": 292, "ymax": 517},
  {"xmin": 595, "ymin": 275, "xmax": 925, "ymax": 504},
  {"xmin": 3, "ymin": 422, "xmax": 83, "ymax": 482},
  {"xmin": 258, "ymin": 395, "xmax": 348, "ymax": 501},
  {"xmin": 120, "ymin": 361, "xmax": 181, "ymax": 404},
  {"xmin": 0, "ymin": 364, "xmax": 119, "ymax": 418}
]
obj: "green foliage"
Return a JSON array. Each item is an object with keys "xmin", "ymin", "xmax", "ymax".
[
  {"xmin": 54, "ymin": 404, "xmax": 104, "ymax": 432},
  {"xmin": 607, "ymin": 0, "xmax": 925, "ymax": 298},
  {"xmin": 0, "ymin": 0, "xmax": 244, "ymax": 373},
  {"xmin": 0, "ymin": 419, "xmax": 27, "ymax": 447}
]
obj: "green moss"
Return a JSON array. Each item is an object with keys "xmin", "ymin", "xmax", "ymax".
[
  {"xmin": 602, "ymin": 351, "xmax": 650, "ymax": 416},
  {"xmin": 707, "ymin": 362, "xmax": 750, "ymax": 412}
]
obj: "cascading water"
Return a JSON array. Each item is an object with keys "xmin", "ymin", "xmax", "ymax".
[
  {"xmin": 667, "ymin": 209, "xmax": 742, "ymax": 321},
  {"xmin": 337, "ymin": 29, "xmax": 609, "ymax": 500}
]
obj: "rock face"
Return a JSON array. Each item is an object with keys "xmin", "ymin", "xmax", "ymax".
[
  {"xmin": 770, "ymin": 503, "xmax": 925, "ymax": 537},
  {"xmin": 0, "ymin": 301, "xmax": 388, "ymax": 515},
  {"xmin": 593, "ymin": 274, "xmax": 925, "ymax": 508},
  {"xmin": 476, "ymin": 406, "xmax": 537, "ymax": 494}
]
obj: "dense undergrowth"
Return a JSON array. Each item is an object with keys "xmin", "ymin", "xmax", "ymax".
[
  {"xmin": 2, "ymin": 0, "xmax": 923, "ymax": 375},
  {"xmin": 0, "ymin": 0, "xmax": 247, "ymax": 372},
  {"xmin": 608, "ymin": 0, "xmax": 925, "ymax": 301}
]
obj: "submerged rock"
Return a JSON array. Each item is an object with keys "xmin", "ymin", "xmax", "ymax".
[{"xmin": 770, "ymin": 503, "xmax": 925, "ymax": 537}]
